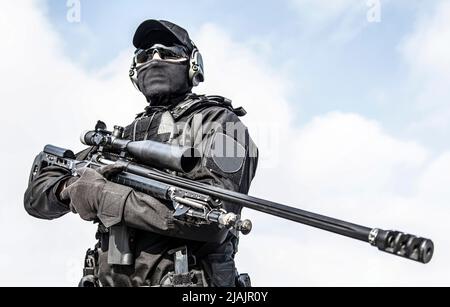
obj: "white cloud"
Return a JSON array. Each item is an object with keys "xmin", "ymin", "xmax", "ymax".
[
  {"xmin": 400, "ymin": 0, "xmax": 450, "ymax": 130},
  {"xmin": 237, "ymin": 111, "xmax": 450, "ymax": 285},
  {"xmin": 401, "ymin": 1, "xmax": 450, "ymax": 78},
  {"xmin": 288, "ymin": 0, "xmax": 373, "ymax": 43},
  {"xmin": 0, "ymin": 0, "xmax": 142, "ymax": 286},
  {"xmin": 0, "ymin": 1, "xmax": 449, "ymax": 287},
  {"xmin": 292, "ymin": 112, "xmax": 428, "ymax": 197}
]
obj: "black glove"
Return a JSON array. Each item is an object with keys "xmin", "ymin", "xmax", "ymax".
[{"xmin": 60, "ymin": 164, "xmax": 133, "ymax": 227}]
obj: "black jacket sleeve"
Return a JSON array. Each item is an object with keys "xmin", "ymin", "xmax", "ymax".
[
  {"xmin": 184, "ymin": 106, "xmax": 258, "ymax": 212},
  {"xmin": 23, "ymin": 147, "xmax": 93, "ymax": 220}
]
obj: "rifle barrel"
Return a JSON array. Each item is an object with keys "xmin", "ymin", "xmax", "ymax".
[{"xmin": 115, "ymin": 160, "xmax": 434, "ymax": 264}]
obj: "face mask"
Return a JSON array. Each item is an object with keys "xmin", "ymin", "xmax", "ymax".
[{"xmin": 137, "ymin": 60, "xmax": 192, "ymax": 106}]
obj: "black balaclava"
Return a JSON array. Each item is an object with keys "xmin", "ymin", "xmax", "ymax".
[{"xmin": 137, "ymin": 59, "xmax": 192, "ymax": 106}]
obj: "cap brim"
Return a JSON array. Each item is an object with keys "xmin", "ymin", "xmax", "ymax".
[{"xmin": 133, "ymin": 20, "xmax": 183, "ymax": 49}]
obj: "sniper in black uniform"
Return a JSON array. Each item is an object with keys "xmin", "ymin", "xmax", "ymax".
[
  {"xmin": 24, "ymin": 19, "xmax": 434, "ymax": 288},
  {"xmin": 25, "ymin": 19, "xmax": 259, "ymax": 287}
]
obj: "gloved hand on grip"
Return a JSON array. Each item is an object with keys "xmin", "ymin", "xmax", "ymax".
[
  {"xmin": 59, "ymin": 164, "xmax": 228, "ymax": 243},
  {"xmin": 60, "ymin": 164, "xmax": 133, "ymax": 227}
]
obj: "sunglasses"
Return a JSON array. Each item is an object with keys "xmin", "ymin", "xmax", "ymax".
[{"xmin": 134, "ymin": 44, "xmax": 188, "ymax": 65}]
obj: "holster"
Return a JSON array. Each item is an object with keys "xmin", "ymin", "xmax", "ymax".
[
  {"xmin": 107, "ymin": 223, "xmax": 134, "ymax": 266},
  {"xmin": 78, "ymin": 248, "xmax": 100, "ymax": 287},
  {"xmin": 158, "ymin": 246, "xmax": 208, "ymax": 287}
]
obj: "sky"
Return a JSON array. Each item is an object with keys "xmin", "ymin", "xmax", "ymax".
[{"xmin": 0, "ymin": 0, "xmax": 449, "ymax": 286}]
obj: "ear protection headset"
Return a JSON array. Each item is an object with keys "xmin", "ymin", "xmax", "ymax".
[
  {"xmin": 129, "ymin": 41, "xmax": 205, "ymax": 90},
  {"xmin": 189, "ymin": 43, "xmax": 205, "ymax": 86}
]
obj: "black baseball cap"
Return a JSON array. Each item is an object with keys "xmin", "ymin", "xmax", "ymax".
[{"xmin": 133, "ymin": 19, "xmax": 195, "ymax": 52}]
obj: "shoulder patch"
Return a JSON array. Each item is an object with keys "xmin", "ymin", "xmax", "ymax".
[{"xmin": 210, "ymin": 133, "xmax": 246, "ymax": 173}]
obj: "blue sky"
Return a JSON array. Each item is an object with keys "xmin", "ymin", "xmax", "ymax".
[
  {"xmin": 1, "ymin": 0, "xmax": 450, "ymax": 286},
  {"xmin": 43, "ymin": 0, "xmax": 448, "ymax": 150}
]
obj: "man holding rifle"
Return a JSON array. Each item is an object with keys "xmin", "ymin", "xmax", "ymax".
[
  {"xmin": 24, "ymin": 19, "xmax": 435, "ymax": 289},
  {"xmin": 24, "ymin": 19, "xmax": 259, "ymax": 287}
]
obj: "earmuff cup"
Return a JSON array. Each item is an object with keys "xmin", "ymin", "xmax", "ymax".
[{"xmin": 189, "ymin": 49, "xmax": 205, "ymax": 87}]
